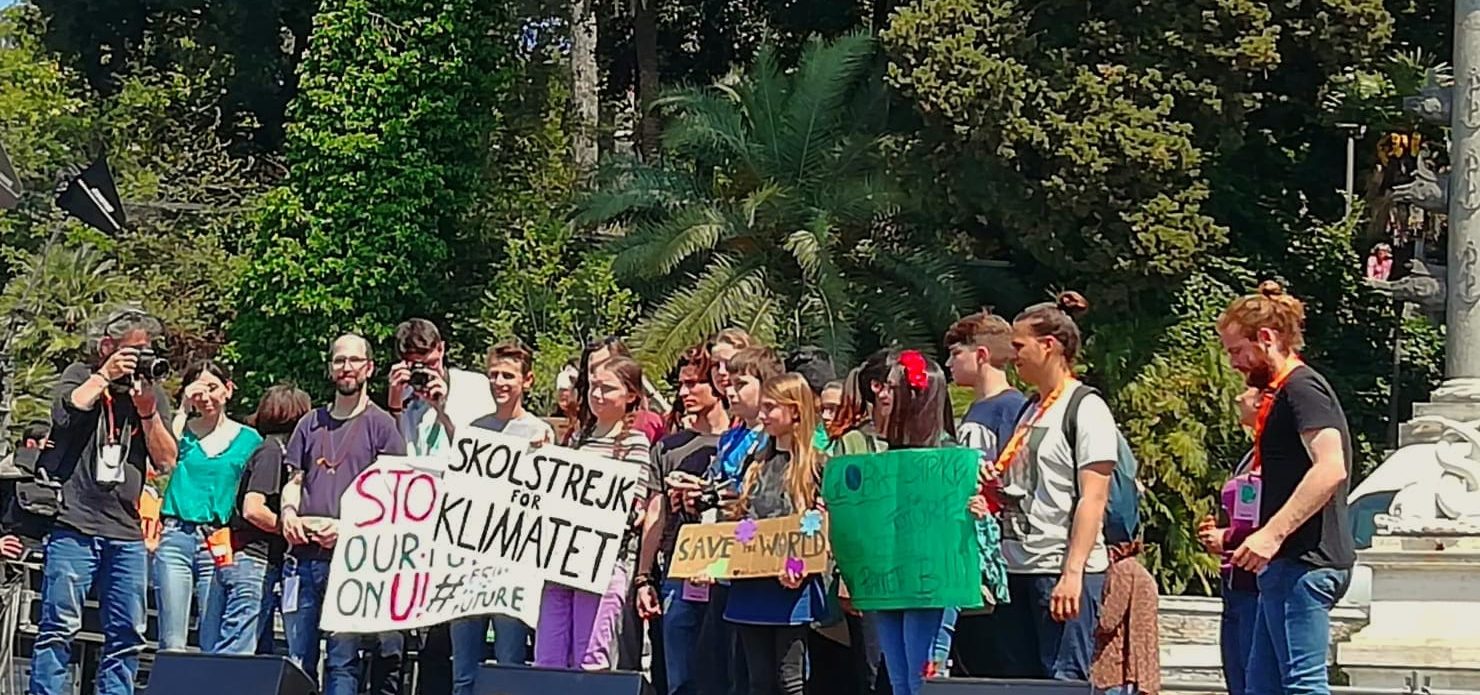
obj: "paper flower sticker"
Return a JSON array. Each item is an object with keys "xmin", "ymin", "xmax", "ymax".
[
  {"xmin": 735, "ymin": 518, "xmax": 758, "ymax": 544},
  {"xmin": 800, "ymin": 510, "xmax": 824, "ymax": 537},
  {"xmin": 706, "ymin": 558, "xmax": 730, "ymax": 579},
  {"xmin": 785, "ymin": 556, "xmax": 805, "ymax": 576}
]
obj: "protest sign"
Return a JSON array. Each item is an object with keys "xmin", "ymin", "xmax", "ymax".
[
  {"xmin": 321, "ymin": 430, "xmax": 645, "ymax": 633},
  {"xmin": 666, "ymin": 512, "xmax": 829, "ymax": 580},
  {"xmin": 821, "ymin": 448, "xmax": 984, "ymax": 611},
  {"xmin": 437, "ymin": 428, "xmax": 646, "ymax": 594},
  {"xmin": 321, "ymin": 456, "xmax": 542, "ymax": 633}
]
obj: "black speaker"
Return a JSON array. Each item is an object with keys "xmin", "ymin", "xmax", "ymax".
[
  {"xmin": 147, "ymin": 653, "xmax": 316, "ymax": 695},
  {"xmin": 921, "ymin": 677, "xmax": 1096, "ymax": 694},
  {"xmin": 473, "ymin": 664, "xmax": 644, "ymax": 695}
]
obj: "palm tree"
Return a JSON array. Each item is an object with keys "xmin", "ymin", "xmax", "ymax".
[{"xmin": 582, "ymin": 33, "xmax": 965, "ymax": 370}]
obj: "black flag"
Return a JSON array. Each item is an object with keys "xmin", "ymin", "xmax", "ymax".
[
  {"xmin": 57, "ymin": 153, "xmax": 125, "ymax": 235},
  {"xmin": 0, "ymin": 141, "xmax": 20, "ymax": 211}
]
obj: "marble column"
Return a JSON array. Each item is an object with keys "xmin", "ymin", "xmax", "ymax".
[{"xmin": 1437, "ymin": 0, "xmax": 1480, "ymax": 401}]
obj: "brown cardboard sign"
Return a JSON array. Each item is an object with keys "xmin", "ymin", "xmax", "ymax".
[{"xmin": 666, "ymin": 512, "xmax": 830, "ymax": 579}]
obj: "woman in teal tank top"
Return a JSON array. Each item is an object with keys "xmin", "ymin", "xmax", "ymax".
[{"xmin": 154, "ymin": 359, "xmax": 261, "ymax": 651}]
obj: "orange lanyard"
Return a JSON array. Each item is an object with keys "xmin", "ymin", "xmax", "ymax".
[
  {"xmin": 1251, "ymin": 358, "xmax": 1304, "ymax": 474},
  {"xmin": 991, "ymin": 380, "xmax": 1072, "ymax": 476},
  {"xmin": 101, "ymin": 391, "xmax": 119, "ymax": 445}
]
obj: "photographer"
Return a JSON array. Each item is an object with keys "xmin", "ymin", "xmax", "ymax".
[
  {"xmin": 387, "ymin": 318, "xmax": 494, "ymax": 451},
  {"xmin": 29, "ymin": 307, "xmax": 178, "ymax": 695},
  {"xmin": 385, "ymin": 319, "xmax": 493, "ymax": 695}
]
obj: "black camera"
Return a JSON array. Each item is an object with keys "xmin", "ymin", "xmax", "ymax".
[
  {"xmin": 408, "ymin": 362, "xmax": 432, "ymax": 390},
  {"xmin": 695, "ymin": 478, "xmax": 733, "ymax": 514},
  {"xmin": 135, "ymin": 347, "xmax": 170, "ymax": 382}
]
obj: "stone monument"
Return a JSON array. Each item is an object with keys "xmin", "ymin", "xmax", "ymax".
[{"xmin": 1340, "ymin": 0, "xmax": 1480, "ymax": 686}]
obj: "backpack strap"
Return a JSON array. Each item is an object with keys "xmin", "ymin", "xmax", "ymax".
[{"xmin": 1063, "ymin": 384, "xmax": 1098, "ymax": 501}]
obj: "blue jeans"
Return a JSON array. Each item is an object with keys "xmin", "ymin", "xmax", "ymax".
[
  {"xmin": 660, "ymin": 579, "xmax": 716, "ymax": 695},
  {"xmin": 1221, "ymin": 585, "xmax": 1260, "ymax": 695},
  {"xmin": 993, "ymin": 573, "xmax": 1106, "ymax": 680},
  {"xmin": 258, "ymin": 563, "xmax": 282, "ymax": 655},
  {"xmin": 29, "ymin": 527, "xmax": 149, "ymax": 695},
  {"xmin": 1246, "ymin": 559, "xmax": 1350, "ymax": 695},
  {"xmin": 284, "ymin": 557, "xmax": 406, "ymax": 695},
  {"xmin": 152, "ymin": 519, "xmax": 216, "ymax": 651},
  {"xmin": 869, "ymin": 608, "xmax": 951, "ymax": 695},
  {"xmin": 449, "ymin": 614, "xmax": 531, "ymax": 695},
  {"xmin": 201, "ymin": 554, "xmax": 270, "ymax": 654}
]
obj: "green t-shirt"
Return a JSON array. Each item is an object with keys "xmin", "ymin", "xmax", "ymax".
[{"xmin": 161, "ymin": 423, "xmax": 263, "ymax": 524}]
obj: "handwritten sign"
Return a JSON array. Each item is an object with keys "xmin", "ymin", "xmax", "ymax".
[
  {"xmin": 321, "ymin": 430, "xmax": 645, "ymax": 633},
  {"xmin": 321, "ymin": 456, "xmax": 542, "ymax": 633},
  {"xmin": 439, "ymin": 428, "xmax": 645, "ymax": 593},
  {"xmin": 666, "ymin": 512, "xmax": 829, "ymax": 579},
  {"xmin": 821, "ymin": 448, "xmax": 983, "ymax": 611}
]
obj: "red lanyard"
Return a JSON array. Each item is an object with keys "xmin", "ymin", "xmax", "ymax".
[
  {"xmin": 1251, "ymin": 358, "xmax": 1304, "ymax": 474},
  {"xmin": 991, "ymin": 380, "xmax": 1071, "ymax": 476},
  {"xmin": 101, "ymin": 392, "xmax": 119, "ymax": 445}
]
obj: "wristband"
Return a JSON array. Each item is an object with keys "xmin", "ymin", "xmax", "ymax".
[
  {"xmin": 139, "ymin": 411, "xmax": 158, "ymax": 420},
  {"xmin": 282, "ymin": 505, "xmax": 299, "ymax": 517}
]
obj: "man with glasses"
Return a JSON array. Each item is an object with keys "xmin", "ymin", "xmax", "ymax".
[
  {"xmin": 280, "ymin": 334, "xmax": 406, "ymax": 695},
  {"xmin": 30, "ymin": 306, "xmax": 178, "ymax": 695}
]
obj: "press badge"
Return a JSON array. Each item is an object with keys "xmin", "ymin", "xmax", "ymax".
[
  {"xmin": 96, "ymin": 444, "xmax": 126, "ymax": 485},
  {"xmin": 281, "ymin": 574, "xmax": 301, "ymax": 614},
  {"xmin": 1232, "ymin": 475, "xmax": 1262, "ymax": 525},
  {"xmin": 682, "ymin": 580, "xmax": 711, "ymax": 603}
]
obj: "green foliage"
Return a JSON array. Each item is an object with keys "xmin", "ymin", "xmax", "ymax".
[
  {"xmin": 229, "ymin": 0, "xmax": 512, "ymax": 398},
  {"xmin": 463, "ymin": 42, "xmax": 636, "ymax": 412},
  {"xmin": 586, "ymin": 34, "xmax": 967, "ymax": 371}
]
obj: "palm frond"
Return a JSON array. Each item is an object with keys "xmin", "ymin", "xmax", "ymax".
[
  {"xmin": 662, "ymin": 88, "xmax": 748, "ymax": 161},
  {"xmin": 782, "ymin": 33, "xmax": 877, "ymax": 183},
  {"xmin": 578, "ymin": 160, "xmax": 700, "ymax": 224},
  {"xmin": 610, "ymin": 206, "xmax": 728, "ymax": 280},
  {"xmin": 740, "ymin": 44, "xmax": 791, "ymax": 175},
  {"xmin": 631, "ymin": 254, "xmax": 770, "ymax": 371}
]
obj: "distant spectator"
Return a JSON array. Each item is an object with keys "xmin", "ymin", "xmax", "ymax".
[
  {"xmin": 786, "ymin": 347, "xmax": 836, "ymax": 397},
  {"xmin": 1366, "ymin": 243, "xmax": 1393, "ymax": 281}
]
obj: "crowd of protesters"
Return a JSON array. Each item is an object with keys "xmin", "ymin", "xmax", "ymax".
[{"xmin": 0, "ymin": 281, "xmax": 1356, "ymax": 695}]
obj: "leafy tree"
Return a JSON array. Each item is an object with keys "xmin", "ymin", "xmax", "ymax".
[
  {"xmin": 585, "ymin": 34, "xmax": 966, "ymax": 370},
  {"xmin": 229, "ymin": 0, "xmax": 513, "ymax": 398}
]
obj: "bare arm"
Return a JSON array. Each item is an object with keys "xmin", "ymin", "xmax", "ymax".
[
  {"xmin": 140, "ymin": 412, "xmax": 178, "ymax": 473},
  {"xmin": 243, "ymin": 492, "xmax": 278, "ymax": 534},
  {"xmin": 69, "ymin": 373, "xmax": 111, "ymax": 411},
  {"xmin": 636, "ymin": 494, "xmax": 667, "ymax": 579},
  {"xmin": 281, "ymin": 472, "xmax": 304, "ymax": 516},
  {"xmin": 1063, "ymin": 461, "xmax": 1115, "ymax": 577},
  {"xmin": 1261, "ymin": 428, "xmax": 1347, "ymax": 542}
]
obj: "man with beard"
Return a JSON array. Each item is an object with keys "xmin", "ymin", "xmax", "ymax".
[
  {"xmin": 280, "ymin": 334, "xmax": 407, "ymax": 695},
  {"xmin": 1216, "ymin": 281, "xmax": 1354, "ymax": 695}
]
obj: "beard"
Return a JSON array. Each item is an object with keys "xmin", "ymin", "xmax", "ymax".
[
  {"xmin": 335, "ymin": 376, "xmax": 366, "ymax": 397},
  {"xmin": 1244, "ymin": 354, "xmax": 1275, "ymax": 390}
]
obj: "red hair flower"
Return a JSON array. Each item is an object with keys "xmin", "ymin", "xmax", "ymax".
[{"xmin": 899, "ymin": 350, "xmax": 929, "ymax": 391}]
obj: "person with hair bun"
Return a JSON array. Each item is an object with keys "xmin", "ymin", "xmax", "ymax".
[
  {"xmin": 984, "ymin": 291, "xmax": 1117, "ymax": 681},
  {"xmin": 1217, "ymin": 281, "xmax": 1354, "ymax": 695}
]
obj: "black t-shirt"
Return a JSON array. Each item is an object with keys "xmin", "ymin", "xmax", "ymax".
[
  {"xmin": 646, "ymin": 429, "xmax": 722, "ymax": 564},
  {"xmin": 40, "ymin": 362, "xmax": 173, "ymax": 541},
  {"xmin": 1258, "ymin": 366, "xmax": 1356, "ymax": 569},
  {"xmin": 231, "ymin": 434, "xmax": 289, "ymax": 563}
]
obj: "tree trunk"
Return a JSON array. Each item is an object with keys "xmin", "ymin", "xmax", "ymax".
[
  {"xmin": 571, "ymin": 0, "xmax": 599, "ymax": 171},
  {"xmin": 634, "ymin": 0, "xmax": 661, "ymax": 161}
]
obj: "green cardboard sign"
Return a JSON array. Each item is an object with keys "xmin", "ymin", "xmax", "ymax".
[{"xmin": 822, "ymin": 447, "xmax": 984, "ymax": 611}]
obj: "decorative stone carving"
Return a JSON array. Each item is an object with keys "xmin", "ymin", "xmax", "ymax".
[
  {"xmin": 1367, "ymin": 258, "xmax": 1448, "ymax": 321},
  {"xmin": 1370, "ymin": 416, "xmax": 1480, "ymax": 534},
  {"xmin": 1404, "ymin": 70, "xmax": 1454, "ymax": 125},
  {"xmin": 1389, "ymin": 153, "xmax": 1450, "ymax": 213}
]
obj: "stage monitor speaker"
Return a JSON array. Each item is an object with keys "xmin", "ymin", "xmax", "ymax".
[
  {"xmin": 921, "ymin": 677, "xmax": 1095, "ymax": 695},
  {"xmin": 146, "ymin": 653, "xmax": 316, "ymax": 695},
  {"xmin": 473, "ymin": 664, "xmax": 644, "ymax": 695}
]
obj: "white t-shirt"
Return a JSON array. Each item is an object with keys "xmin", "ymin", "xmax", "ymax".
[
  {"xmin": 400, "ymin": 367, "xmax": 497, "ymax": 456},
  {"xmin": 469, "ymin": 410, "xmax": 555, "ymax": 443},
  {"xmin": 998, "ymin": 381, "xmax": 1117, "ymax": 575}
]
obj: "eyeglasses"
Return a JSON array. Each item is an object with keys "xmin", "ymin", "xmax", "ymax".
[{"xmin": 331, "ymin": 356, "xmax": 370, "ymax": 368}]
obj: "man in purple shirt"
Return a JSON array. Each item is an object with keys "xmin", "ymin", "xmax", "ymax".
[{"xmin": 280, "ymin": 334, "xmax": 405, "ymax": 695}]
